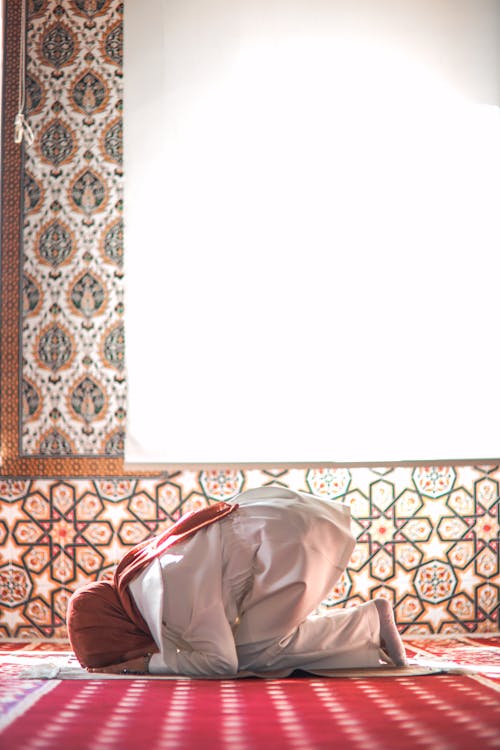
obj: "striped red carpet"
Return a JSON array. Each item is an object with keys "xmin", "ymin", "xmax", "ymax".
[{"xmin": 1, "ymin": 639, "xmax": 499, "ymax": 749}]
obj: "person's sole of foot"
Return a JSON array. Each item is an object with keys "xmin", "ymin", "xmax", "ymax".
[{"xmin": 374, "ymin": 598, "xmax": 407, "ymax": 666}]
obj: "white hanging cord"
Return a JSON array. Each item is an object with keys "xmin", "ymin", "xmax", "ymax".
[{"xmin": 14, "ymin": 0, "xmax": 34, "ymax": 146}]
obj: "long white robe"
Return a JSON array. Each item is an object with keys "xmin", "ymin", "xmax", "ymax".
[{"xmin": 129, "ymin": 487, "xmax": 389, "ymax": 676}]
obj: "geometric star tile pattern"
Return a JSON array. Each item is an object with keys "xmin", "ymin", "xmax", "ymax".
[{"xmin": 0, "ymin": 465, "xmax": 498, "ymax": 638}]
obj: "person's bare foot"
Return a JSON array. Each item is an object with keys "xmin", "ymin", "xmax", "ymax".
[{"xmin": 374, "ymin": 598, "xmax": 407, "ymax": 666}]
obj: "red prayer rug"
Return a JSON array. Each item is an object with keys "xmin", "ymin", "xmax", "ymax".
[
  {"xmin": 404, "ymin": 635, "xmax": 500, "ymax": 683},
  {"xmin": 1, "ymin": 673, "xmax": 499, "ymax": 749},
  {"xmin": 1, "ymin": 638, "xmax": 499, "ymax": 749}
]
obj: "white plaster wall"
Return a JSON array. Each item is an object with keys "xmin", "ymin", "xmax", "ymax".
[{"xmin": 124, "ymin": 0, "xmax": 500, "ymax": 464}]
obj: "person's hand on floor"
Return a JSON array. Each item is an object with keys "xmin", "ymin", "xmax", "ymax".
[{"xmin": 87, "ymin": 654, "xmax": 150, "ymax": 674}]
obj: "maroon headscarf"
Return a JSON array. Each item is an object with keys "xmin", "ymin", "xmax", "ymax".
[{"xmin": 67, "ymin": 502, "xmax": 238, "ymax": 667}]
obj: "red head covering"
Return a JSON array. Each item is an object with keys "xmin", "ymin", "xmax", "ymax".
[
  {"xmin": 67, "ymin": 580, "xmax": 156, "ymax": 667},
  {"xmin": 67, "ymin": 501, "xmax": 238, "ymax": 667}
]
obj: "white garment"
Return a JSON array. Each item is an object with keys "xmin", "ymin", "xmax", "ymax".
[{"xmin": 129, "ymin": 487, "xmax": 388, "ymax": 676}]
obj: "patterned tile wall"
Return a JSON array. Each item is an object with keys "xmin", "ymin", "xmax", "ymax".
[
  {"xmin": 0, "ymin": 466, "xmax": 498, "ymax": 637},
  {"xmin": 21, "ymin": 0, "xmax": 124, "ymax": 456},
  {"xmin": 1, "ymin": 1, "xmax": 498, "ymax": 638}
]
